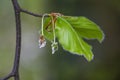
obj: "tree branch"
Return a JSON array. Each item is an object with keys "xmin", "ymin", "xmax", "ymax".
[
  {"xmin": 0, "ymin": 0, "xmax": 44, "ymax": 80},
  {"xmin": 11, "ymin": 0, "xmax": 21, "ymax": 79}
]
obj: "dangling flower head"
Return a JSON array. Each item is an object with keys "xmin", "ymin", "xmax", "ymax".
[{"xmin": 39, "ymin": 35, "xmax": 46, "ymax": 48}]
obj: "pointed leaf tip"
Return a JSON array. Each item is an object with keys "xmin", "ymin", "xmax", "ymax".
[{"xmin": 63, "ymin": 16, "xmax": 105, "ymax": 43}]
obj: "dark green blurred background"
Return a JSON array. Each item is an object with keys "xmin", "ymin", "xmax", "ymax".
[{"xmin": 0, "ymin": 0, "xmax": 120, "ymax": 80}]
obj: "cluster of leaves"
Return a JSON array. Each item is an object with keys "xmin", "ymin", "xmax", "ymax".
[{"xmin": 39, "ymin": 13, "xmax": 104, "ymax": 61}]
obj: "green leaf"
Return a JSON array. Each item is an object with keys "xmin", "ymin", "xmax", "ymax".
[
  {"xmin": 63, "ymin": 16, "xmax": 104, "ymax": 42},
  {"xmin": 43, "ymin": 17, "xmax": 54, "ymax": 41},
  {"xmin": 55, "ymin": 16, "xmax": 93, "ymax": 61}
]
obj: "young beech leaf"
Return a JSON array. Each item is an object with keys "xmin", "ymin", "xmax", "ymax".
[
  {"xmin": 55, "ymin": 16, "xmax": 93, "ymax": 61},
  {"xmin": 63, "ymin": 16, "xmax": 104, "ymax": 42},
  {"xmin": 43, "ymin": 17, "xmax": 54, "ymax": 41}
]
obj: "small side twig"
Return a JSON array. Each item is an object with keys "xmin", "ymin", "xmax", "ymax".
[
  {"xmin": 0, "ymin": 0, "xmax": 44, "ymax": 80},
  {"xmin": 21, "ymin": 9, "xmax": 43, "ymax": 17}
]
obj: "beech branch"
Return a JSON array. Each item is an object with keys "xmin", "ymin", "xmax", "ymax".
[{"xmin": 0, "ymin": 0, "xmax": 43, "ymax": 80}]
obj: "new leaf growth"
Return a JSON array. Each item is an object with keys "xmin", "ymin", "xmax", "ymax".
[{"xmin": 39, "ymin": 13, "xmax": 104, "ymax": 61}]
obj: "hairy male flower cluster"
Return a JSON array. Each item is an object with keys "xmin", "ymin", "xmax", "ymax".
[
  {"xmin": 39, "ymin": 13, "xmax": 60, "ymax": 54},
  {"xmin": 39, "ymin": 35, "xmax": 46, "ymax": 48}
]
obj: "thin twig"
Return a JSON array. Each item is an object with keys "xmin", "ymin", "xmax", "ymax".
[{"xmin": 21, "ymin": 9, "xmax": 43, "ymax": 17}]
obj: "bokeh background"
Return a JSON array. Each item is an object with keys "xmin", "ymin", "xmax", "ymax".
[{"xmin": 0, "ymin": 0, "xmax": 120, "ymax": 80}]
